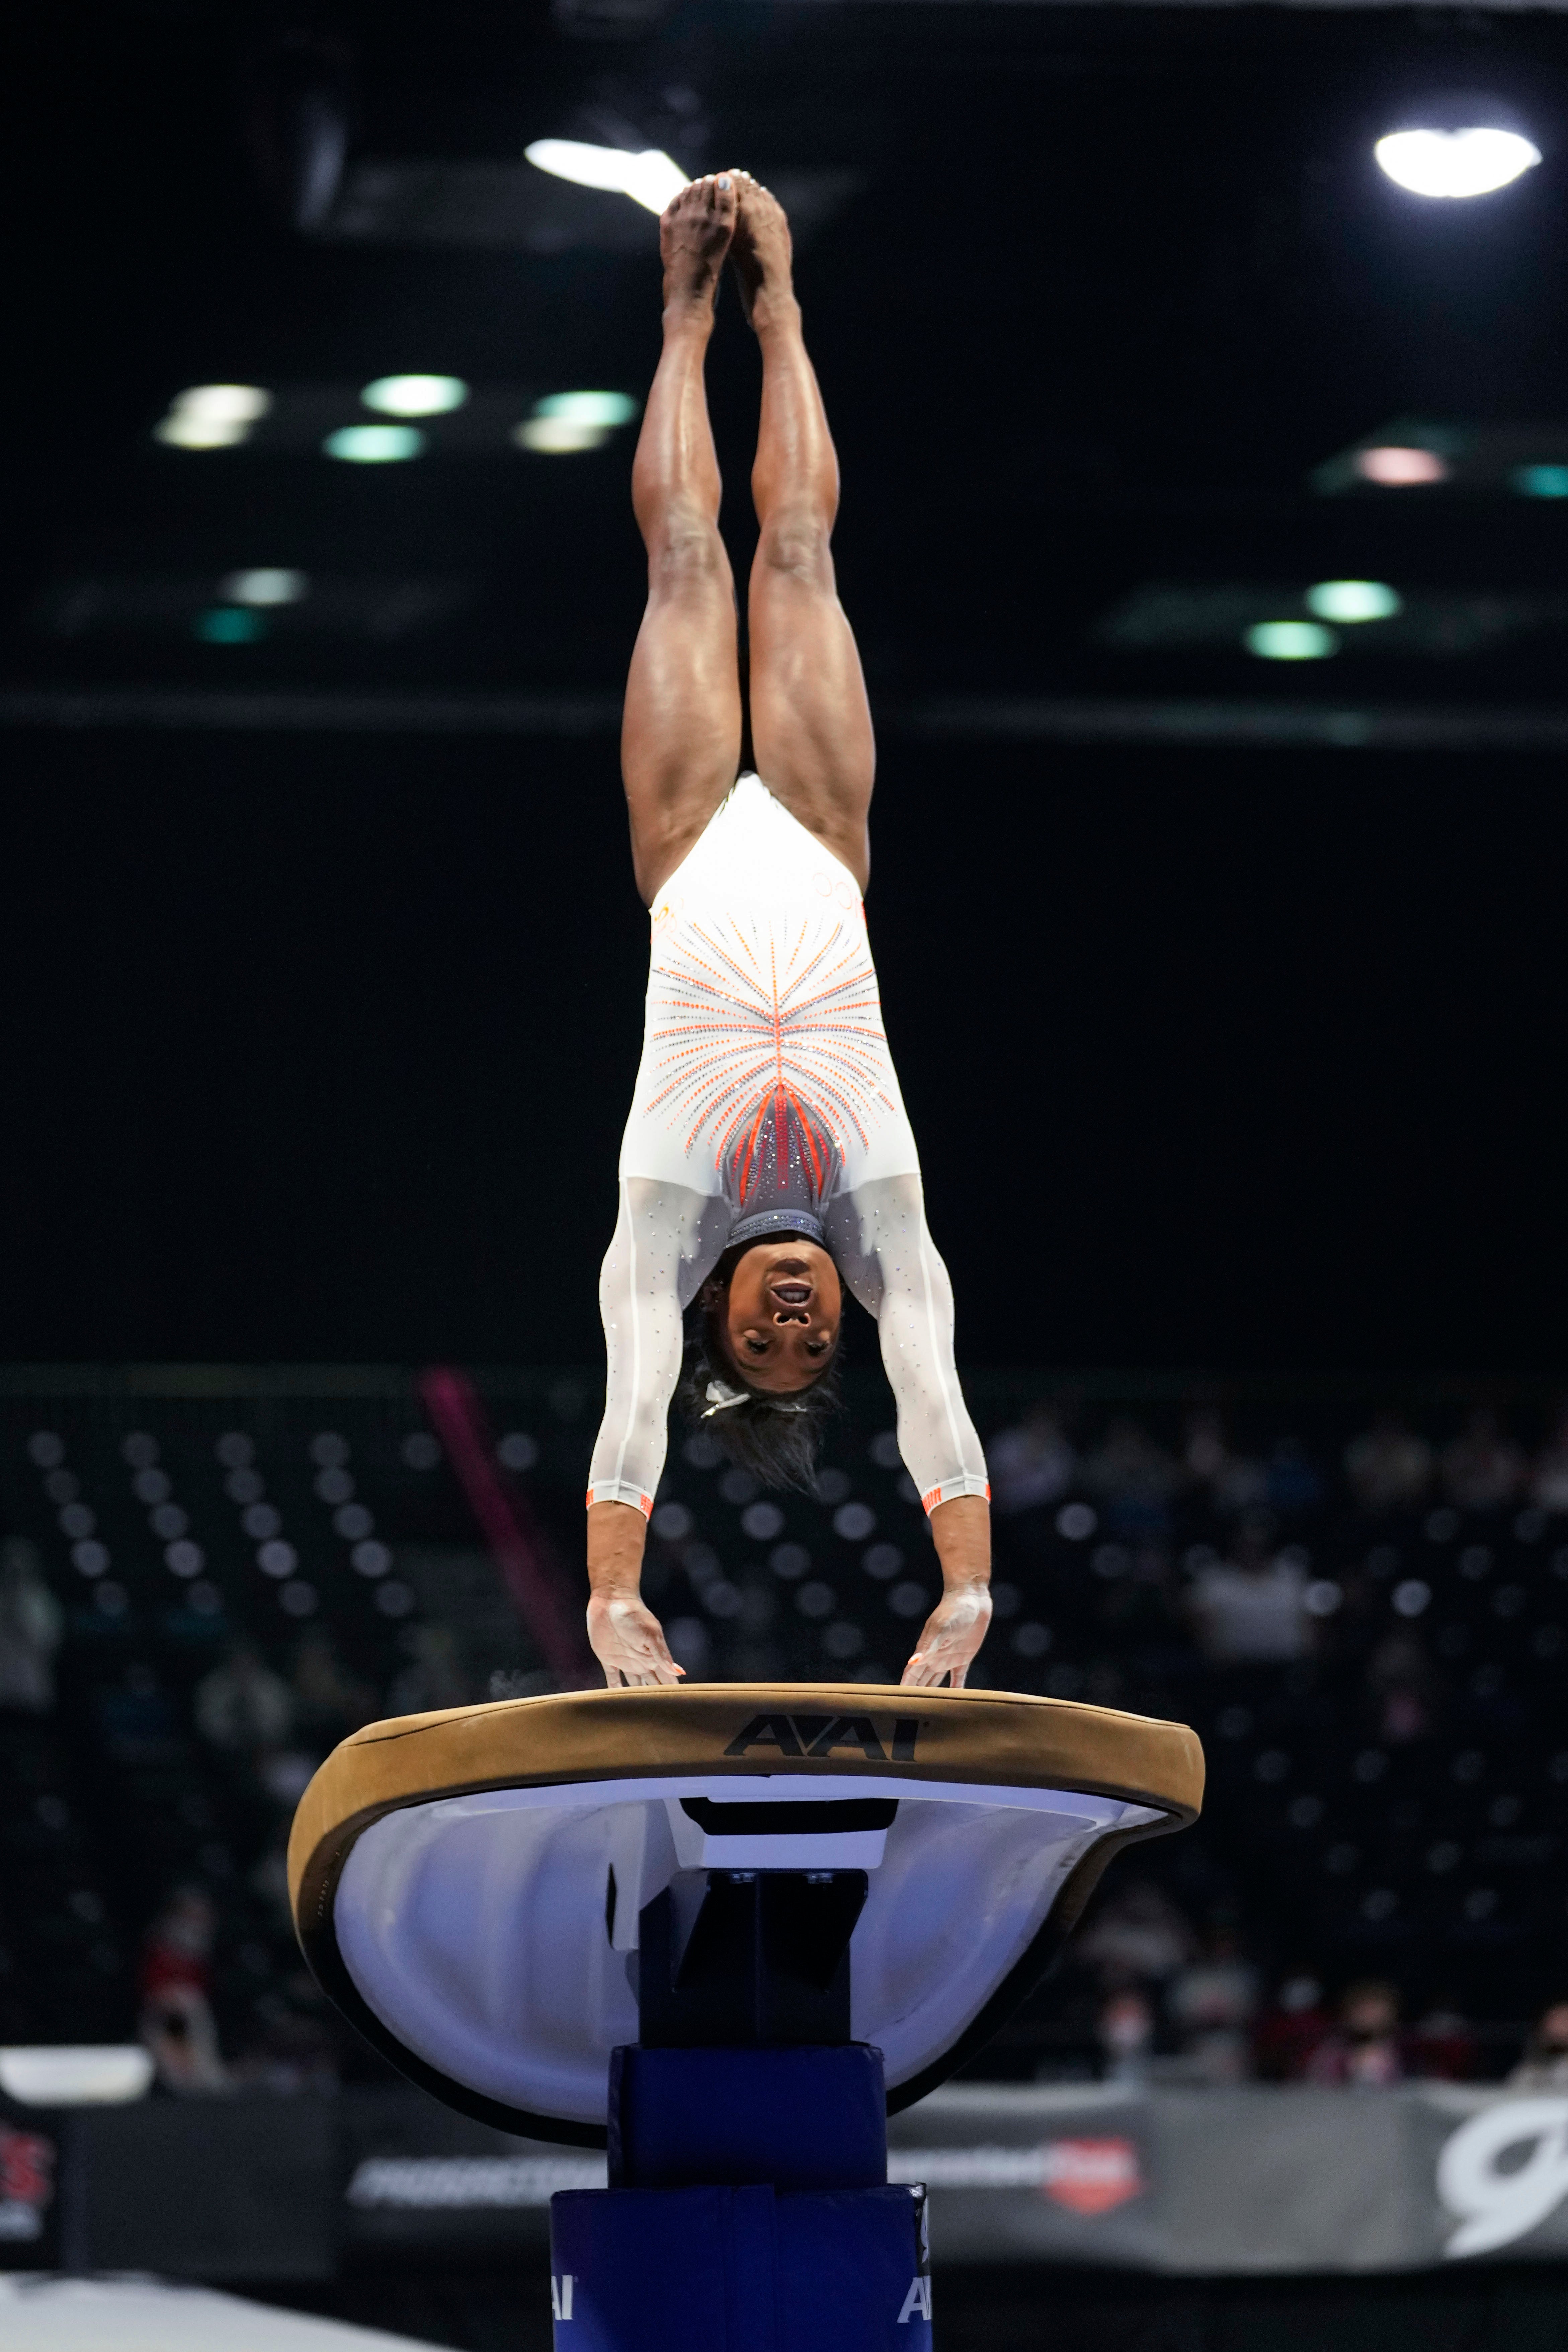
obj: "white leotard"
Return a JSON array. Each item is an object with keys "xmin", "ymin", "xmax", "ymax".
[{"xmin": 587, "ymin": 775, "xmax": 989, "ymax": 1520}]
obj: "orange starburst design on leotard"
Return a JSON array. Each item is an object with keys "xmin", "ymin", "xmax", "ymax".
[{"xmin": 643, "ymin": 912, "xmax": 898, "ymax": 1200}]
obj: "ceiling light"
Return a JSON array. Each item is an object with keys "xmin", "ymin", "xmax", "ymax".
[
  {"xmin": 220, "ymin": 568, "xmax": 309, "ymax": 605},
  {"xmin": 174, "ymin": 384, "xmax": 273, "ymax": 425},
  {"xmin": 153, "ymin": 383, "xmax": 273, "ymax": 450},
  {"xmin": 1305, "ymin": 580, "xmax": 1402, "ymax": 624},
  {"xmin": 155, "ymin": 414, "xmax": 248, "ymax": 450},
  {"xmin": 513, "ymin": 389, "xmax": 641, "ymax": 454},
  {"xmin": 538, "ymin": 391, "xmax": 639, "ymax": 428},
  {"xmin": 1244, "ymin": 621, "xmax": 1339, "ymax": 661},
  {"xmin": 323, "ymin": 424, "xmax": 425, "ymax": 463},
  {"xmin": 1514, "ymin": 464, "xmax": 1568, "ymax": 498},
  {"xmin": 1374, "ymin": 128, "xmax": 1541, "ymax": 200},
  {"xmin": 513, "ymin": 416, "xmax": 609, "ymax": 454},
  {"xmin": 1354, "ymin": 446, "xmax": 1450, "ymax": 488},
  {"xmin": 361, "ymin": 375, "xmax": 470, "ymax": 418},
  {"xmin": 524, "ymin": 139, "xmax": 688, "ymax": 215}
]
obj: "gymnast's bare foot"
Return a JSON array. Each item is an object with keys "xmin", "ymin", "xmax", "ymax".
[
  {"xmin": 660, "ymin": 173, "xmax": 737, "ymax": 316},
  {"xmin": 729, "ymin": 171, "xmax": 796, "ymax": 330}
]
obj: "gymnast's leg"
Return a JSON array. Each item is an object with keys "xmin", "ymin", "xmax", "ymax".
[
  {"xmin": 730, "ymin": 173, "xmax": 875, "ymax": 893},
  {"xmin": 621, "ymin": 173, "xmax": 744, "ymax": 908}
]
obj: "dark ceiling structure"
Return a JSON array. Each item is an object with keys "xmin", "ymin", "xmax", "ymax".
[{"xmin": 5, "ymin": 1, "xmax": 1568, "ymax": 1372}]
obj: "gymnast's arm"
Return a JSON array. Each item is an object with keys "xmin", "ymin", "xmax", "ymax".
[
  {"xmin": 585, "ymin": 1178, "xmax": 725, "ymax": 1687},
  {"xmin": 824, "ymin": 1178, "xmax": 993, "ymax": 1688}
]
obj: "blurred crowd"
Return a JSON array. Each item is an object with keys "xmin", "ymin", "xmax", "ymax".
[
  {"xmin": 990, "ymin": 1400, "xmax": 1568, "ymax": 1536},
  {"xmin": 1068, "ymin": 1876, "xmax": 1568, "ymax": 2093},
  {"xmin": 985, "ymin": 1399, "xmax": 1568, "ymax": 1710},
  {"xmin": 7, "ymin": 1394, "xmax": 1568, "ymax": 2095}
]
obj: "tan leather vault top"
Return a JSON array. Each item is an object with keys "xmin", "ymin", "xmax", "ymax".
[{"xmin": 289, "ymin": 1681, "xmax": 1203, "ymax": 1931}]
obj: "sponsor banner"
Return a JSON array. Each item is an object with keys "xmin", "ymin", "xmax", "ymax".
[
  {"xmin": 891, "ymin": 2084, "xmax": 1568, "ymax": 2272},
  {"xmin": 14, "ymin": 2083, "xmax": 1568, "ymax": 2275},
  {"xmin": 338, "ymin": 2085, "xmax": 1568, "ymax": 2271}
]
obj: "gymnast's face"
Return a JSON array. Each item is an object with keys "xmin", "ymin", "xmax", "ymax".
[{"xmin": 724, "ymin": 1241, "xmax": 842, "ymax": 1393}]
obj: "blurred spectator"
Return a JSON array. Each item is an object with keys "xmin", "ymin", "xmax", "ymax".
[
  {"xmin": 140, "ymin": 1887, "xmax": 229, "ymax": 2096},
  {"xmin": 249, "ymin": 1832, "xmax": 294, "ymax": 1933},
  {"xmin": 1441, "ymin": 1410, "xmax": 1522, "ymax": 1513},
  {"xmin": 1344, "ymin": 1416, "xmax": 1433, "ymax": 1514},
  {"xmin": 389, "ymin": 1623, "xmax": 471, "ymax": 1716},
  {"xmin": 1182, "ymin": 1411, "xmax": 1268, "ymax": 1516},
  {"xmin": 1266, "ymin": 1439, "xmax": 1324, "ymax": 1520},
  {"xmin": 1254, "ymin": 1972, "xmax": 1331, "ymax": 2081},
  {"xmin": 1166, "ymin": 1925, "xmax": 1259, "ymax": 2084},
  {"xmin": 291, "ymin": 1631, "xmax": 375, "ymax": 1743},
  {"xmin": 1083, "ymin": 1420, "xmax": 1180, "ymax": 1537},
  {"xmin": 1078, "ymin": 1880, "xmax": 1194, "ymax": 1991},
  {"xmin": 0, "ymin": 1539, "xmax": 62, "ymax": 1713},
  {"xmin": 237, "ymin": 1995, "xmax": 341, "ymax": 2095},
  {"xmin": 1530, "ymin": 1408, "xmax": 1568, "ymax": 1515},
  {"xmin": 1307, "ymin": 1981, "xmax": 1404, "ymax": 2087},
  {"xmin": 1408, "ymin": 1995, "xmax": 1477, "ymax": 2082},
  {"xmin": 196, "ymin": 1643, "xmax": 294, "ymax": 1753},
  {"xmin": 1508, "ymin": 2002, "xmax": 1568, "ymax": 2090},
  {"xmin": 1092, "ymin": 1545, "xmax": 1177, "ymax": 1644},
  {"xmin": 257, "ymin": 1751, "xmax": 319, "ymax": 1807},
  {"xmin": 1366, "ymin": 1630, "xmax": 1441, "ymax": 1745},
  {"xmin": 988, "ymin": 1405, "xmax": 1077, "ymax": 1517},
  {"xmin": 1099, "ymin": 1989, "xmax": 1154, "ymax": 2086},
  {"xmin": 1186, "ymin": 1525, "xmax": 1310, "ymax": 1666}
]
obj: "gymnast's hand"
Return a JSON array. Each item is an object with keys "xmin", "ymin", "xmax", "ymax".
[
  {"xmin": 901, "ymin": 1584, "xmax": 993, "ymax": 1689},
  {"xmin": 586, "ymin": 1499, "xmax": 685, "ymax": 1687},
  {"xmin": 587, "ymin": 1589, "xmax": 686, "ymax": 1688}
]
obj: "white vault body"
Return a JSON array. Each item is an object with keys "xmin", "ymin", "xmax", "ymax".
[{"xmin": 290, "ymin": 1685, "xmax": 1204, "ymax": 2144}]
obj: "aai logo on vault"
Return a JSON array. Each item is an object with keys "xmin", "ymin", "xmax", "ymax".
[{"xmin": 723, "ymin": 1713, "xmax": 924, "ymax": 1762}]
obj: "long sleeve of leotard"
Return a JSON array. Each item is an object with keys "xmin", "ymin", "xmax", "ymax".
[
  {"xmin": 823, "ymin": 1176, "xmax": 991, "ymax": 1514},
  {"xmin": 587, "ymin": 1174, "xmax": 989, "ymax": 1521},
  {"xmin": 587, "ymin": 1179, "xmax": 731, "ymax": 1515}
]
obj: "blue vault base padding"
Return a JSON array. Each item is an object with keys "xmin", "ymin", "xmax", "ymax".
[
  {"xmin": 550, "ymin": 2043, "xmax": 932, "ymax": 2351},
  {"xmin": 549, "ymin": 2182, "xmax": 933, "ymax": 2352}
]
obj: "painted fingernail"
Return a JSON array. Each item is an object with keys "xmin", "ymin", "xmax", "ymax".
[{"xmin": 717, "ymin": 175, "xmax": 731, "ymax": 190}]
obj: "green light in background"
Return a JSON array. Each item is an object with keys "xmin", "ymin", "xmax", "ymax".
[
  {"xmin": 1305, "ymin": 580, "xmax": 1401, "ymax": 624},
  {"xmin": 194, "ymin": 607, "xmax": 265, "ymax": 644},
  {"xmin": 361, "ymin": 375, "xmax": 469, "ymax": 418},
  {"xmin": 1244, "ymin": 621, "xmax": 1339, "ymax": 662},
  {"xmin": 1513, "ymin": 464, "xmax": 1568, "ymax": 499},
  {"xmin": 324, "ymin": 425, "xmax": 426, "ymax": 464}
]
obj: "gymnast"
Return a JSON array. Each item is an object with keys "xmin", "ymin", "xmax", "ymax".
[{"xmin": 586, "ymin": 170, "xmax": 991, "ymax": 1692}]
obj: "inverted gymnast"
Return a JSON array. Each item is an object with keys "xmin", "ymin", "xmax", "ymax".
[{"xmin": 585, "ymin": 170, "xmax": 991, "ymax": 1692}]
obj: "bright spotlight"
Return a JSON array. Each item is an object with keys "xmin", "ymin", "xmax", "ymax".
[
  {"xmin": 1355, "ymin": 446, "xmax": 1450, "ymax": 488},
  {"xmin": 514, "ymin": 416, "xmax": 609, "ymax": 454},
  {"xmin": 536, "ymin": 391, "xmax": 639, "ymax": 427},
  {"xmin": 1244, "ymin": 621, "xmax": 1339, "ymax": 662},
  {"xmin": 1374, "ymin": 128, "xmax": 1541, "ymax": 200},
  {"xmin": 323, "ymin": 424, "xmax": 425, "ymax": 463},
  {"xmin": 1514, "ymin": 464, "xmax": 1568, "ymax": 499},
  {"xmin": 220, "ymin": 568, "xmax": 309, "ymax": 606},
  {"xmin": 1305, "ymin": 580, "xmax": 1402, "ymax": 624},
  {"xmin": 154, "ymin": 383, "xmax": 272, "ymax": 450},
  {"xmin": 361, "ymin": 375, "xmax": 469, "ymax": 418},
  {"xmin": 524, "ymin": 139, "xmax": 688, "ymax": 215},
  {"xmin": 513, "ymin": 391, "xmax": 641, "ymax": 455}
]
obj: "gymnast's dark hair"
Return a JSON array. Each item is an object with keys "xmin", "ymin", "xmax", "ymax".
[{"xmin": 676, "ymin": 1245, "xmax": 843, "ymax": 1493}]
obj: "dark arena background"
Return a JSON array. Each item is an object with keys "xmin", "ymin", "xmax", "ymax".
[{"xmin": 7, "ymin": 0, "xmax": 1568, "ymax": 2346}]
